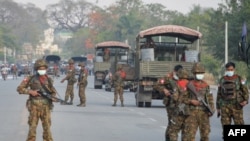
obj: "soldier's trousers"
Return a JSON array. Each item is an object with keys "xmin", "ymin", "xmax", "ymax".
[
  {"xmin": 165, "ymin": 107, "xmax": 175, "ymax": 141},
  {"xmin": 27, "ymin": 99, "xmax": 53, "ymax": 141},
  {"xmin": 183, "ymin": 109, "xmax": 210, "ymax": 141},
  {"xmin": 78, "ymin": 84, "xmax": 87, "ymax": 104},
  {"xmin": 220, "ymin": 104, "xmax": 244, "ymax": 136},
  {"xmin": 168, "ymin": 114, "xmax": 187, "ymax": 141},
  {"xmin": 114, "ymin": 86, "xmax": 124, "ymax": 102},
  {"xmin": 65, "ymin": 84, "xmax": 74, "ymax": 102}
]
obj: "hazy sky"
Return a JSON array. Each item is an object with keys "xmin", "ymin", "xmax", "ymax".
[{"xmin": 13, "ymin": 0, "xmax": 223, "ymax": 14}]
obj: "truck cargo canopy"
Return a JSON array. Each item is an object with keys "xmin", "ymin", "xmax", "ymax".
[
  {"xmin": 95, "ymin": 41, "xmax": 131, "ymax": 49},
  {"xmin": 137, "ymin": 25, "xmax": 202, "ymax": 43}
]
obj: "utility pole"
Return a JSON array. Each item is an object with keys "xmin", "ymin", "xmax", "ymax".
[
  {"xmin": 4, "ymin": 46, "xmax": 6, "ymax": 64},
  {"xmin": 225, "ymin": 21, "xmax": 228, "ymax": 64}
]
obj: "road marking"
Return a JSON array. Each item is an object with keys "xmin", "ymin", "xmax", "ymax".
[
  {"xmin": 148, "ymin": 117, "xmax": 157, "ymax": 122},
  {"xmin": 160, "ymin": 126, "xmax": 166, "ymax": 129},
  {"xmin": 137, "ymin": 112, "xmax": 145, "ymax": 116}
]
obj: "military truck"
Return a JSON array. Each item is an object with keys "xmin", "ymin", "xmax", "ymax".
[
  {"xmin": 134, "ymin": 25, "xmax": 202, "ymax": 107},
  {"xmin": 43, "ymin": 55, "xmax": 61, "ymax": 77},
  {"xmin": 94, "ymin": 41, "xmax": 135, "ymax": 90}
]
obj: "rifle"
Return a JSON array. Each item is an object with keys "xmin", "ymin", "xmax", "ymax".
[
  {"xmin": 187, "ymin": 82, "xmax": 214, "ymax": 115},
  {"xmin": 38, "ymin": 90, "xmax": 71, "ymax": 105}
]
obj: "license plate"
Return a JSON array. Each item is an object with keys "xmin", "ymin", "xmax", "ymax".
[{"xmin": 144, "ymin": 85, "xmax": 153, "ymax": 91}]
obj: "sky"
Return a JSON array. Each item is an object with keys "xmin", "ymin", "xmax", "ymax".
[{"xmin": 13, "ymin": 0, "xmax": 223, "ymax": 14}]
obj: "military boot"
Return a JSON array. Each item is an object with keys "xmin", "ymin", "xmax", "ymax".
[
  {"xmin": 69, "ymin": 99, "xmax": 73, "ymax": 105},
  {"xmin": 121, "ymin": 101, "xmax": 124, "ymax": 107},
  {"xmin": 112, "ymin": 101, "xmax": 117, "ymax": 106},
  {"xmin": 77, "ymin": 103, "xmax": 86, "ymax": 107}
]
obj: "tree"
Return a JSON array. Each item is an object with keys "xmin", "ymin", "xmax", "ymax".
[{"xmin": 45, "ymin": 0, "xmax": 95, "ymax": 33}]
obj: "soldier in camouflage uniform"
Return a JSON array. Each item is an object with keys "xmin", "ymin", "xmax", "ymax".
[
  {"xmin": 16, "ymin": 59, "xmax": 56, "ymax": 141},
  {"xmin": 167, "ymin": 68, "xmax": 190, "ymax": 141},
  {"xmin": 112, "ymin": 65, "xmax": 126, "ymax": 107},
  {"xmin": 76, "ymin": 62, "xmax": 88, "ymax": 107},
  {"xmin": 61, "ymin": 59, "xmax": 76, "ymax": 105},
  {"xmin": 154, "ymin": 65, "xmax": 183, "ymax": 141},
  {"xmin": 183, "ymin": 63, "xmax": 215, "ymax": 141},
  {"xmin": 216, "ymin": 62, "xmax": 249, "ymax": 137}
]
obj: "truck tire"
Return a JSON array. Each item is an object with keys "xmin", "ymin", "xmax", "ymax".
[{"xmin": 145, "ymin": 102, "xmax": 151, "ymax": 107}]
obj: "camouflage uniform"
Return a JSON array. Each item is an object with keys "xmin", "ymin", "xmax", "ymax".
[
  {"xmin": 77, "ymin": 62, "xmax": 88, "ymax": 107},
  {"xmin": 183, "ymin": 63, "xmax": 215, "ymax": 141},
  {"xmin": 61, "ymin": 59, "xmax": 76, "ymax": 105},
  {"xmin": 167, "ymin": 69, "xmax": 190, "ymax": 141},
  {"xmin": 216, "ymin": 62, "xmax": 249, "ymax": 137},
  {"xmin": 154, "ymin": 65, "xmax": 183, "ymax": 141},
  {"xmin": 16, "ymin": 59, "xmax": 55, "ymax": 141},
  {"xmin": 112, "ymin": 65, "xmax": 126, "ymax": 107}
]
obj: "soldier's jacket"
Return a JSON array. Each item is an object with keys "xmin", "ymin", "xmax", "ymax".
[
  {"xmin": 64, "ymin": 69, "xmax": 76, "ymax": 85},
  {"xmin": 16, "ymin": 74, "xmax": 56, "ymax": 97},
  {"xmin": 171, "ymin": 79, "xmax": 190, "ymax": 115},
  {"xmin": 78, "ymin": 68, "xmax": 88, "ymax": 86},
  {"xmin": 154, "ymin": 72, "xmax": 177, "ymax": 107},
  {"xmin": 184, "ymin": 80, "xmax": 215, "ymax": 114},
  {"xmin": 112, "ymin": 70, "xmax": 126, "ymax": 87},
  {"xmin": 216, "ymin": 74, "xmax": 249, "ymax": 109}
]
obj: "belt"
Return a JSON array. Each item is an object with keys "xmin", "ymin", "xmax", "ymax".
[
  {"xmin": 222, "ymin": 100, "xmax": 237, "ymax": 105},
  {"xmin": 190, "ymin": 106, "xmax": 205, "ymax": 110}
]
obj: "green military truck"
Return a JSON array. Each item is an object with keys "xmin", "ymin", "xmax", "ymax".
[
  {"xmin": 94, "ymin": 41, "xmax": 135, "ymax": 90},
  {"xmin": 134, "ymin": 25, "xmax": 202, "ymax": 107}
]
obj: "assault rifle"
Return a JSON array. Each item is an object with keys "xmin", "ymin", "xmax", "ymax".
[
  {"xmin": 187, "ymin": 82, "xmax": 214, "ymax": 115},
  {"xmin": 38, "ymin": 90, "xmax": 71, "ymax": 105}
]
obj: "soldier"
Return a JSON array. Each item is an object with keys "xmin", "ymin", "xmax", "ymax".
[
  {"xmin": 112, "ymin": 65, "xmax": 126, "ymax": 107},
  {"xmin": 76, "ymin": 62, "xmax": 88, "ymax": 107},
  {"xmin": 216, "ymin": 62, "xmax": 249, "ymax": 138},
  {"xmin": 167, "ymin": 68, "xmax": 190, "ymax": 141},
  {"xmin": 11, "ymin": 64, "xmax": 18, "ymax": 80},
  {"xmin": 103, "ymin": 48, "xmax": 110, "ymax": 62},
  {"xmin": 154, "ymin": 64, "xmax": 183, "ymax": 141},
  {"xmin": 61, "ymin": 59, "xmax": 76, "ymax": 105},
  {"xmin": 183, "ymin": 63, "xmax": 215, "ymax": 141},
  {"xmin": 16, "ymin": 59, "xmax": 56, "ymax": 141}
]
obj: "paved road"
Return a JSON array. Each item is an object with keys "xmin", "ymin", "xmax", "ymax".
[{"xmin": 0, "ymin": 75, "xmax": 249, "ymax": 141}]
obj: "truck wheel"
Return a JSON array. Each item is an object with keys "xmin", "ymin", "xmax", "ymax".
[
  {"xmin": 145, "ymin": 102, "xmax": 151, "ymax": 107},
  {"xmin": 136, "ymin": 102, "xmax": 144, "ymax": 107}
]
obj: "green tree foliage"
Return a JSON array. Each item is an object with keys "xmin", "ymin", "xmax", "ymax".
[{"xmin": 0, "ymin": 0, "xmax": 48, "ymax": 49}]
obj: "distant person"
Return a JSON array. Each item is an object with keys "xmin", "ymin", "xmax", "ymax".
[
  {"xmin": 61, "ymin": 59, "xmax": 76, "ymax": 105},
  {"xmin": 11, "ymin": 64, "xmax": 18, "ymax": 80},
  {"xmin": 216, "ymin": 62, "xmax": 249, "ymax": 138},
  {"xmin": 76, "ymin": 62, "xmax": 88, "ymax": 107},
  {"xmin": 103, "ymin": 48, "xmax": 110, "ymax": 62},
  {"xmin": 112, "ymin": 65, "xmax": 126, "ymax": 107}
]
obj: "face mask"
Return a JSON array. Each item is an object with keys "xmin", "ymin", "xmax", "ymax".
[
  {"xmin": 196, "ymin": 74, "xmax": 204, "ymax": 80},
  {"xmin": 37, "ymin": 70, "xmax": 46, "ymax": 75},
  {"xmin": 225, "ymin": 71, "xmax": 234, "ymax": 77},
  {"xmin": 173, "ymin": 73, "xmax": 179, "ymax": 80}
]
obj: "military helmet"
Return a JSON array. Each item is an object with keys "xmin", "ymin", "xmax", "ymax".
[
  {"xmin": 34, "ymin": 59, "xmax": 48, "ymax": 70},
  {"xmin": 177, "ymin": 68, "xmax": 189, "ymax": 79},
  {"xmin": 78, "ymin": 62, "xmax": 85, "ymax": 67},
  {"xmin": 191, "ymin": 63, "xmax": 205, "ymax": 73},
  {"xmin": 68, "ymin": 59, "xmax": 74, "ymax": 64}
]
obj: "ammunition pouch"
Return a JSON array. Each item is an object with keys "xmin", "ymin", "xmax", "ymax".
[
  {"xmin": 29, "ymin": 97, "xmax": 53, "ymax": 110},
  {"xmin": 236, "ymin": 91, "xmax": 244, "ymax": 110},
  {"xmin": 26, "ymin": 99, "xmax": 31, "ymax": 112},
  {"xmin": 69, "ymin": 77, "xmax": 77, "ymax": 84},
  {"xmin": 163, "ymin": 96, "xmax": 170, "ymax": 106}
]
